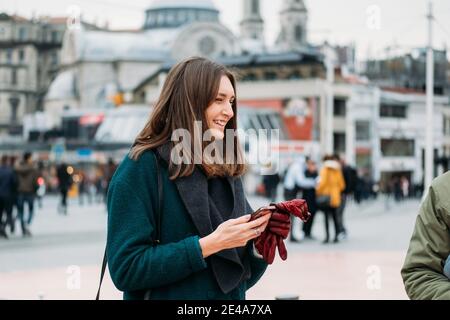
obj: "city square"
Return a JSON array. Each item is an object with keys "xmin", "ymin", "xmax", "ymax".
[
  {"xmin": 1, "ymin": 0, "xmax": 450, "ymax": 301},
  {"xmin": 0, "ymin": 194, "xmax": 419, "ymax": 300}
]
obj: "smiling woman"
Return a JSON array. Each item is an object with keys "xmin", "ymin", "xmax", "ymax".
[
  {"xmin": 205, "ymin": 76, "xmax": 235, "ymax": 141},
  {"xmin": 130, "ymin": 56, "xmax": 244, "ymax": 178},
  {"xmin": 102, "ymin": 56, "xmax": 274, "ymax": 300}
]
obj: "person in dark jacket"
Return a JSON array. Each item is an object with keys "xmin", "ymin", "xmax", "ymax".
[
  {"xmin": 15, "ymin": 152, "xmax": 39, "ymax": 237},
  {"xmin": 103, "ymin": 158, "xmax": 117, "ymax": 204},
  {"xmin": 301, "ymin": 158, "xmax": 318, "ymax": 240},
  {"xmin": 262, "ymin": 162, "xmax": 280, "ymax": 202},
  {"xmin": 0, "ymin": 155, "xmax": 16, "ymax": 238},
  {"xmin": 106, "ymin": 57, "xmax": 272, "ymax": 300},
  {"xmin": 336, "ymin": 157, "xmax": 357, "ymax": 239},
  {"xmin": 8, "ymin": 156, "xmax": 18, "ymax": 234},
  {"xmin": 57, "ymin": 163, "xmax": 72, "ymax": 215}
]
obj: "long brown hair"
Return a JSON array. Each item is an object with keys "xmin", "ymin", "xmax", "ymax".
[{"xmin": 130, "ymin": 56, "xmax": 247, "ymax": 180}]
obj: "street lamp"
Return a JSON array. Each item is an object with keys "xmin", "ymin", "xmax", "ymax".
[{"xmin": 324, "ymin": 43, "xmax": 334, "ymax": 155}]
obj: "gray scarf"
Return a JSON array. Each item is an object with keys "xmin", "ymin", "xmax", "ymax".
[{"xmin": 155, "ymin": 143, "xmax": 252, "ymax": 294}]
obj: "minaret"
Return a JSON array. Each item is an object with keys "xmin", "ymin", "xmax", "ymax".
[
  {"xmin": 276, "ymin": 0, "xmax": 308, "ymax": 51},
  {"xmin": 240, "ymin": 0, "xmax": 264, "ymax": 44}
]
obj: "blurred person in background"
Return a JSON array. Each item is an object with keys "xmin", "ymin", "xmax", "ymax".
[
  {"xmin": 262, "ymin": 162, "xmax": 281, "ymax": 203},
  {"xmin": 57, "ymin": 162, "xmax": 73, "ymax": 215},
  {"xmin": 283, "ymin": 156, "xmax": 305, "ymax": 201},
  {"xmin": 78, "ymin": 170, "xmax": 88, "ymax": 206},
  {"xmin": 36, "ymin": 161, "xmax": 45, "ymax": 209},
  {"xmin": 8, "ymin": 156, "xmax": 18, "ymax": 233},
  {"xmin": 316, "ymin": 155, "xmax": 345, "ymax": 244},
  {"xmin": 337, "ymin": 156, "xmax": 357, "ymax": 240},
  {"xmin": 394, "ymin": 176, "xmax": 402, "ymax": 202},
  {"xmin": 381, "ymin": 179, "xmax": 394, "ymax": 211},
  {"xmin": 401, "ymin": 176, "xmax": 410, "ymax": 200},
  {"xmin": 300, "ymin": 158, "xmax": 318, "ymax": 240},
  {"xmin": 104, "ymin": 158, "xmax": 118, "ymax": 204},
  {"xmin": 0, "ymin": 155, "xmax": 16, "ymax": 239},
  {"xmin": 282, "ymin": 156, "xmax": 306, "ymax": 242},
  {"xmin": 15, "ymin": 152, "xmax": 39, "ymax": 237}
]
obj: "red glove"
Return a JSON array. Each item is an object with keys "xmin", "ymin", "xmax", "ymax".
[
  {"xmin": 276, "ymin": 235, "xmax": 287, "ymax": 260},
  {"xmin": 255, "ymin": 230, "xmax": 288, "ymax": 264},
  {"xmin": 254, "ymin": 199, "xmax": 311, "ymax": 264},
  {"xmin": 264, "ymin": 232, "xmax": 277, "ymax": 264},
  {"xmin": 273, "ymin": 199, "xmax": 310, "ymax": 222},
  {"xmin": 268, "ymin": 213, "xmax": 290, "ymax": 239}
]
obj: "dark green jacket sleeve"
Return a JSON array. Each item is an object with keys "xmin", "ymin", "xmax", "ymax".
[
  {"xmin": 401, "ymin": 180, "xmax": 450, "ymax": 300},
  {"xmin": 246, "ymin": 243, "xmax": 268, "ymax": 289},
  {"xmin": 106, "ymin": 179, "xmax": 207, "ymax": 292}
]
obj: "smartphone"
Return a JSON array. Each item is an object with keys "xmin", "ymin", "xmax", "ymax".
[{"xmin": 250, "ymin": 206, "xmax": 274, "ymax": 221}]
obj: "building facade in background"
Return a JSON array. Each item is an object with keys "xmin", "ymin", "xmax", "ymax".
[
  {"xmin": 0, "ymin": 0, "xmax": 449, "ymax": 188},
  {"xmin": 44, "ymin": 0, "xmax": 241, "ymax": 129},
  {"xmin": 0, "ymin": 13, "xmax": 66, "ymax": 137}
]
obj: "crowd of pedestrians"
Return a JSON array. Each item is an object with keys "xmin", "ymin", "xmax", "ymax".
[
  {"xmin": 0, "ymin": 151, "xmax": 117, "ymax": 239},
  {"xmin": 259, "ymin": 153, "xmax": 415, "ymax": 244}
]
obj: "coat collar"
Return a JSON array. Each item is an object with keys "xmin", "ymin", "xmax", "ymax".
[
  {"xmin": 155, "ymin": 142, "xmax": 236, "ymax": 237},
  {"xmin": 155, "ymin": 142, "xmax": 251, "ymax": 293}
]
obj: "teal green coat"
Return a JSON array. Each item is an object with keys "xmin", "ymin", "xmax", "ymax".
[{"xmin": 106, "ymin": 150, "xmax": 268, "ymax": 300}]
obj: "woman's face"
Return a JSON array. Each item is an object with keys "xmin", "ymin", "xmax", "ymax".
[{"xmin": 205, "ymin": 75, "xmax": 235, "ymax": 140}]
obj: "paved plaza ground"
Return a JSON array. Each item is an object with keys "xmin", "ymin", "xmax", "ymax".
[{"xmin": 0, "ymin": 193, "xmax": 421, "ymax": 300}]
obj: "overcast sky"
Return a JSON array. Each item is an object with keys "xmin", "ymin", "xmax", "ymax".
[{"xmin": 2, "ymin": 0, "xmax": 450, "ymax": 60}]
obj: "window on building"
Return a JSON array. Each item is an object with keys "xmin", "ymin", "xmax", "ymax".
[
  {"xmin": 264, "ymin": 71, "xmax": 277, "ymax": 80},
  {"xmin": 381, "ymin": 139, "xmax": 415, "ymax": 157},
  {"xmin": 51, "ymin": 52, "xmax": 58, "ymax": 65},
  {"xmin": 252, "ymin": 0, "xmax": 259, "ymax": 14},
  {"xmin": 166, "ymin": 12, "xmax": 175, "ymax": 24},
  {"xmin": 18, "ymin": 27, "xmax": 26, "ymax": 40},
  {"xmin": 6, "ymin": 49, "xmax": 12, "ymax": 63},
  {"xmin": 242, "ymin": 73, "xmax": 257, "ymax": 81},
  {"xmin": 140, "ymin": 91, "xmax": 146, "ymax": 103},
  {"xmin": 380, "ymin": 103, "xmax": 407, "ymax": 118},
  {"xmin": 18, "ymin": 49, "xmax": 25, "ymax": 62},
  {"xmin": 356, "ymin": 121, "xmax": 370, "ymax": 141},
  {"xmin": 295, "ymin": 25, "xmax": 303, "ymax": 43},
  {"xmin": 51, "ymin": 31, "xmax": 58, "ymax": 42},
  {"xmin": 443, "ymin": 117, "xmax": 450, "ymax": 136},
  {"xmin": 199, "ymin": 36, "xmax": 216, "ymax": 56},
  {"xmin": 333, "ymin": 98, "xmax": 346, "ymax": 116},
  {"xmin": 178, "ymin": 10, "xmax": 187, "ymax": 23},
  {"xmin": 157, "ymin": 12, "xmax": 165, "ymax": 25},
  {"xmin": 11, "ymin": 69, "xmax": 17, "ymax": 85},
  {"xmin": 188, "ymin": 10, "xmax": 196, "ymax": 21},
  {"xmin": 333, "ymin": 133, "xmax": 346, "ymax": 154},
  {"xmin": 356, "ymin": 153, "xmax": 372, "ymax": 171}
]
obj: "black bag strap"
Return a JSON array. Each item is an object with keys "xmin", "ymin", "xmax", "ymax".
[{"xmin": 96, "ymin": 151, "xmax": 163, "ymax": 300}]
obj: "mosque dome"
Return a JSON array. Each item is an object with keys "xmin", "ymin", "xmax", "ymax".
[
  {"xmin": 148, "ymin": 0, "xmax": 218, "ymax": 11},
  {"xmin": 144, "ymin": 0, "xmax": 219, "ymax": 30}
]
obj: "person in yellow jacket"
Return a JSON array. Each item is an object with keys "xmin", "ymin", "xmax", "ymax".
[{"xmin": 316, "ymin": 155, "xmax": 346, "ymax": 243}]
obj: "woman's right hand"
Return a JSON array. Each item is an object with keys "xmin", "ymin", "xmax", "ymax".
[{"xmin": 199, "ymin": 212, "xmax": 271, "ymax": 258}]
